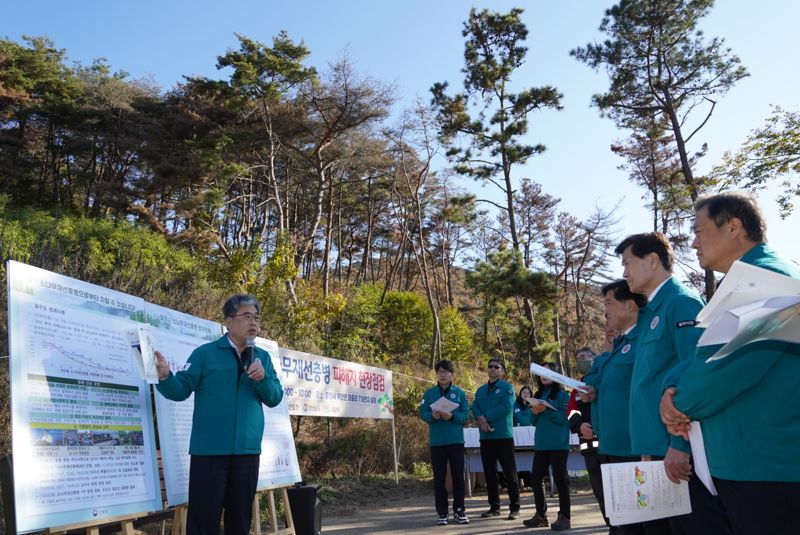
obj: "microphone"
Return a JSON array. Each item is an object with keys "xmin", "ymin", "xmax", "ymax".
[{"xmin": 242, "ymin": 337, "xmax": 256, "ymax": 371}]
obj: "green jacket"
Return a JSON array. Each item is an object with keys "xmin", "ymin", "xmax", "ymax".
[
  {"xmin": 674, "ymin": 243, "xmax": 800, "ymax": 481},
  {"xmin": 471, "ymin": 379, "xmax": 515, "ymax": 441},
  {"xmin": 631, "ymin": 277, "xmax": 703, "ymax": 456},
  {"xmin": 585, "ymin": 327, "xmax": 638, "ymax": 457},
  {"xmin": 513, "ymin": 399, "xmax": 535, "ymax": 427},
  {"xmin": 156, "ymin": 335, "xmax": 283, "ymax": 455},
  {"xmin": 531, "ymin": 386, "xmax": 570, "ymax": 451},
  {"xmin": 582, "ymin": 350, "xmax": 610, "ymax": 440},
  {"xmin": 419, "ymin": 383, "xmax": 469, "ymax": 446}
]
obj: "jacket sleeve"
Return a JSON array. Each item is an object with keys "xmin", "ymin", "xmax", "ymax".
[
  {"xmin": 674, "ymin": 340, "xmax": 787, "ymax": 420},
  {"xmin": 471, "ymin": 390, "xmax": 482, "ymax": 421},
  {"xmin": 155, "ymin": 347, "xmax": 205, "ymax": 401},
  {"xmin": 567, "ymin": 390, "xmax": 583, "ymax": 433},
  {"xmin": 542, "ymin": 390, "xmax": 569, "ymax": 424},
  {"xmin": 662, "ymin": 358, "xmax": 692, "ymax": 391},
  {"xmin": 420, "ymin": 390, "xmax": 433, "ymax": 423},
  {"xmin": 251, "ymin": 350, "xmax": 284, "ymax": 407},
  {"xmin": 670, "ymin": 298, "xmax": 704, "ymax": 363},
  {"xmin": 583, "ymin": 352, "xmax": 608, "ymax": 388},
  {"xmin": 451, "ymin": 389, "xmax": 470, "ymax": 425}
]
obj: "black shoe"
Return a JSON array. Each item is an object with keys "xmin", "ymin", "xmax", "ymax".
[
  {"xmin": 480, "ymin": 509, "xmax": 501, "ymax": 518},
  {"xmin": 522, "ymin": 513, "xmax": 549, "ymax": 527},
  {"xmin": 437, "ymin": 514, "xmax": 448, "ymax": 526},
  {"xmin": 454, "ymin": 509, "xmax": 470, "ymax": 524},
  {"xmin": 551, "ymin": 513, "xmax": 571, "ymax": 531},
  {"xmin": 506, "ymin": 510, "xmax": 520, "ymax": 520}
]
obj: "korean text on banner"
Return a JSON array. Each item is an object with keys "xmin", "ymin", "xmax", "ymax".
[{"xmin": 278, "ymin": 347, "xmax": 394, "ymax": 419}]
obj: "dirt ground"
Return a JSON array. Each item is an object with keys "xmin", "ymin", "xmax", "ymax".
[{"xmin": 322, "ymin": 487, "xmax": 610, "ymax": 534}]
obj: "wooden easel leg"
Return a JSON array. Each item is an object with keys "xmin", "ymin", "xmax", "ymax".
[
  {"xmin": 119, "ymin": 520, "xmax": 136, "ymax": 535},
  {"xmin": 267, "ymin": 490, "xmax": 278, "ymax": 532},
  {"xmin": 171, "ymin": 504, "xmax": 187, "ymax": 535},
  {"xmin": 281, "ymin": 487, "xmax": 294, "ymax": 532},
  {"xmin": 252, "ymin": 492, "xmax": 262, "ymax": 535},
  {"xmin": 84, "ymin": 527, "xmax": 100, "ymax": 535}
]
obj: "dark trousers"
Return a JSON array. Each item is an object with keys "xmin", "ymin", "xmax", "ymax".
[
  {"xmin": 479, "ymin": 438, "xmax": 520, "ymax": 512},
  {"xmin": 603, "ymin": 454, "xmax": 663, "ymax": 535},
  {"xmin": 430, "ymin": 443, "xmax": 465, "ymax": 516},
  {"xmin": 715, "ymin": 478, "xmax": 800, "ymax": 535},
  {"xmin": 584, "ymin": 451, "xmax": 610, "ymax": 526},
  {"xmin": 668, "ymin": 470, "xmax": 732, "ymax": 535},
  {"xmin": 531, "ymin": 450, "xmax": 570, "ymax": 518},
  {"xmin": 187, "ymin": 454, "xmax": 260, "ymax": 535}
]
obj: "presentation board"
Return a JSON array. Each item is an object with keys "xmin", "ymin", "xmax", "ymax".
[
  {"xmin": 6, "ymin": 260, "xmax": 305, "ymax": 529},
  {"xmin": 7, "ymin": 261, "xmax": 162, "ymax": 532},
  {"xmin": 254, "ymin": 338, "xmax": 303, "ymax": 490}
]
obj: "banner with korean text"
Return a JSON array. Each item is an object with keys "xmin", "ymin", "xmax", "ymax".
[{"xmin": 277, "ymin": 348, "xmax": 394, "ymax": 419}]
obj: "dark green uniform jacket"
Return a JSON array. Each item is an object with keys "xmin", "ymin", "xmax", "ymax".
[
  {"xmin": 420, "ymin": 383, "xmax": 470, "ymax": 446},
  {"xmin": 631, "ymin": 277, "xmax": 703, "ymax": 456},
  {"xmin": 513, "ymin": 399, "xmax": 535, "ymax": 427},
  {"xmin": 531, "ymin": 386, "xmax": 570, "ymax": 451},
  {"xmin": 156, "ymin": 335, "xmax": 283, "ymax": 455},
  {"xmin": 674, "ymin": 243, "xmax": 800, "ymax": 482},
  {"xmin": 472, "ymin": 379, "xmax": 515, "ymax": 441},
  {"xmin": 585, "ymin": 326, "xmax": 639, "ymax": 457}
]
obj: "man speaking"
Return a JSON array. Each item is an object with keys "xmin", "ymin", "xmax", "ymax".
[{"xmin": 155, "ymin": 294, "xmax": 283, "ymax": 535}]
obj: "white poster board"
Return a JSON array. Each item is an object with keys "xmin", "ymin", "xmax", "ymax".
[
  {"xmin": 7, "ymin": 261, "xmax": 162, "ymax": 532},
  {"xmin": 146, "ymin": 302, "xmax": 222, "ymax": 506},
  {"xmin": 278, "ymin": 348, "xmax": 394, "ymax": 419},
  {"xmin": 254, "ymin": 338, "xmax": 302, "ymax": 490}
]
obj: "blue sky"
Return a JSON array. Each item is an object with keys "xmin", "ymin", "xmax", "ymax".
[{"xmin": 5, "ymin": 0, "xmax": 800, "ymax": 276}]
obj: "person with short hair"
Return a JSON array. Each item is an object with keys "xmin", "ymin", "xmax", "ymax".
[
  {"xmin": 582, "ymin": 280, "xmax": 648, "ymax": 535},
  {"xmin": 662, "ymin": 192, "xmax": 800, "ymax": 534},
  {"xmin": 472, "ymin": 357, "xmax": 520, "ymax": 520},
  {"xmin": 155, "ymin": 294, "xmax": 283, "ymax": 535},
  {"xmin": 522, "ymin": 362, "xmax": 572, "ymax": 530},
  {"xmin": 615, "ymin": 233, "xmax": 731, "ymax": 534},
  {"xmin": 420, "ymin": 360, "xmax": 470, "ymax": 526}
]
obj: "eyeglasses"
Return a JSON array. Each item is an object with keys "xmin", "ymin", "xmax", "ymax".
[
  {"xmin": 487, "ymin": 365, "xmax": 502, "ymax": 370},
  {"xmin": 231, "ymin": 312, "xmax": 261, "ymax": 323}
]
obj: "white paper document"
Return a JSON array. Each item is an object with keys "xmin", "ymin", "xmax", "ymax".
[
  {"xmin": 127, "ymin": 325, "xmax": 159, "ymax": 383},
  {"xmin": 429, "ymin": 396, "xmax": 460, "ymax": 414},
  {"xmin": 697, "ymin": 260, "xmax": 800, "ymax": 329},
  {"xmin": 698, "ymin": 295, "xmax": 800, "ymax": 347},
  {"xmin": 530, "ymin": 363, "xmax": 587, "ymax": 393},
  {"xmin": 601, "ymin": 461, "xmax": 691, "ymax": 525},
  {"xmin": 707, "ymin": 300, "xmax": 800, "ymax": 361},
  {"xmin": 688, "ymin": 422, "xmax": 717, "ymax": 496}
]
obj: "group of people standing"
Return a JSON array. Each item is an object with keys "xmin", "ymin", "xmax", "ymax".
[
  {"xmin": 420, "ymin": 356, "xmax": 574, "ymax": 530},
  {"xmin": 420, "ymin": 192, "xmax": 799, "ymax": 534}
]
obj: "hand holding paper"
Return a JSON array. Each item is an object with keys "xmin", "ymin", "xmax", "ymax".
[
  {"xmin": 429, "ymin": 396, "xmax": 459, "ymax": 414},
  {"xmin": 530, "ymin": 398, "xmax": 557, "ymax": 411}
]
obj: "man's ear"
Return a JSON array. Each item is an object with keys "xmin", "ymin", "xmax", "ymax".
[
  {"xmin": 648, "ymin": 252, "xmax": 660, "ymax": 271},
  {"xmin": 727, "ymin": 217, "xmax": 744, "ymax": 238}
]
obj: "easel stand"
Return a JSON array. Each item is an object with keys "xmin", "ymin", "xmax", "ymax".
[
  {"xmin": 252, "ymin": 486, "xmax": 295, "ymax": 535},
  {"xmin": 47, "ymin": 513, "xmax": 141, "ymax": 535}
]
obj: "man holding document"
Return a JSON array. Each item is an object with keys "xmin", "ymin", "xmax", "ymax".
[
  {"xmin": 419, "ymin": 359, "xmax": 470, "ymax": 526},
  {"xmin": 660, "ymin": 192, "xmax": 800, "ymax": 533},
  {"xmin": 615, "ymin": 232, "xmax": 731, "ymax": 534}
]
